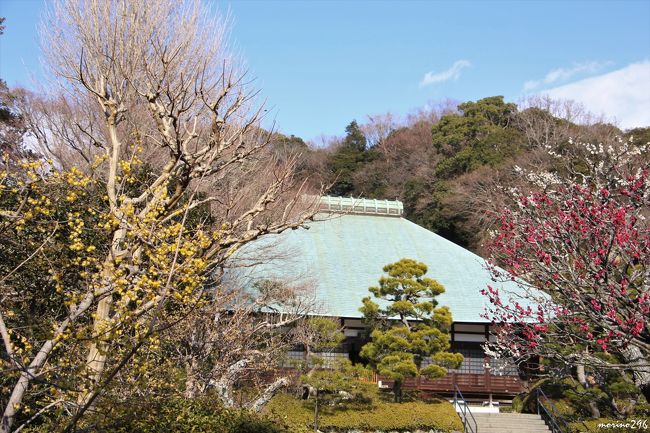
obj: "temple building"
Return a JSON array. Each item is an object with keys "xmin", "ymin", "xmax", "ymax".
[{"xmin": 231, "ymin": 196, "xmax": 528, "ymax": 400}]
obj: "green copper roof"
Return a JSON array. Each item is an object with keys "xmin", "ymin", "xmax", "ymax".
[{"xmin": 231, "ymin": 213, "xmax": 524, "ymax": 323}]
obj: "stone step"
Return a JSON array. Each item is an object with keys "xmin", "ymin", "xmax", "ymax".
[
  {"xmin": 474, "ymin": 420, "xmax": 549, "ymax": 425},
  {"xmin": 476, "ymin": 422, "xmax": 549, "ymax": 427},
  {"xmin": 474, "ymin": 425, "xmax": 549, "ymax": 430},
  {"xmin": 473, "ymin": 413, "xmax": 542, "ymax": 418},
  {"xmin": 463, "ymin": 412, "xmax": 551, "ymax": 433},
  {"xmin": 474, "ymin": 418, "xmax": 548, "ymax": 424},
  {"xmin": 478, "ymin": 426, "xmax": 550, "ymax": 433},
  {"xmin": 474, "ymin": 426, "xmax": 551, "ymax": 430},
  {"xmin": 473, "ymin": 418, "xmax": 547, "ymax": 423},
  {"xmin": 476, "ymin": 424, "xmax": 548, "ymax": 426}
]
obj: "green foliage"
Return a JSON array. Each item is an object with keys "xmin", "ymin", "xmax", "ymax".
[
  {"xmin": 402, "ymin": 178, "xmax": 465, "ymax": 243},
  {"xmin": 513, "ymin": 376, "xmax": 647, "ymax": 423},
  {"xmin": 22, "ymin": 393, "xmax": 288, "ymax": 433},
  {"xmin": 459, "ymin": 96, "xmax": 517, "ymax": 126},
  {"xmin": 327, "ymin": 120, "xmax": 377, "ymax": 196},
  {"xmin": 302, "ymin": 359, "xmax": 373, "ymax": 393},
  {"xmin": 359, "ymin": 259, "xmax": 462, "ymax": 402},
  {"xmin": 431, "ymin": 96, "xmax": 518, "ymax": 157},
  {"xmin": 432, "ymin": 96, "xmax": 524, "ymax": 179},
  {"xmin": 400, "ymin": 96, "xmax": 524, "ymax": 247},
  {"xmin": 342, "ymin": 120, "xmax": 368, "ymax": 152},
  {"xmin": 301, "ymin": 359, "xmax": 374, "ymax": 430},
  {"xmin": 266, "ymin": 385, "xmax": 463, "ymax": 433},
  {"xmin": 430, "ymin": 114, "xmax": 470, "ymax": 156},
  {"xmin": 305, "ymin": 317, "xmax": 345, "ymax": 353},
  {"xmin": 434, "ymin": 127, "xmax": 524, "ymax": 178},
  {"xmin": 313, "ymin": 95, "xmax": 644, "ymax": 255},
  {"xmin": 271, "ymin": 132, "xmax": 309, "ymax": 152}
]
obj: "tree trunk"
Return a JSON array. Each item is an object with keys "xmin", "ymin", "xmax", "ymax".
[
  {"xmin": 210, "ymin": 358, "xmax": 252, "ymax": 408},
  {"xmin": 2, "ymin": 336, "xmax": 65, "ymax": 433},
  {"xmin": 79, "ymin": 229, "xmax": 127, "ymax": 407},
  {"xmin": 213, "ymin": 379, "xmax": 236, "ymax": 408},
  {"xmin": 588, "ymin": 401, "xmax": 601, "ymax": 419},
  {"xmin": 314, "ymin": 390, "xmax": 319, "ymax": 433},
  {"xmin": 393, "ymin": 380, "xmax": 402, "ymax": 403},
  {"xmin": 576, "ymin": 364, "xmax": 587, "ymax": 386},
  {"xmin": 576, "ymin": 363, "xmax": 600, "ymax": 418},
  {"xmin": 2, "ymin": 291, "xmax": 96, "ymax": 433},
  {"xmin": 84, "ymin": 295, "xmax": 112, "ymax": 379},
  {"xmin": 78, "ymin": 116, "xmax": 126, "ymax": 406},
  {"xmin": 248, "ymin": 377, "xmax": 289, "ymax": 412},
  {"xmin": 302, "ymin": 384, "xmax": 316, "ymax": 399},
  {"xmin": 2, "ymin": 373, "xmax": 29, "ymax": 433},
  {"xmin": 184, "ymin": 358, "xmax": 200, "ymax": 399},
  {"xmin": 621, "ymin": 345, "xmax": 650, "ymax": 401}
]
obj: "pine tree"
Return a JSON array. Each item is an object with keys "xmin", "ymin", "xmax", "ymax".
[
  {"xmin": 359, "ymin": 258, "xmax": 463, "ymax": 402},
  {"xmin": 327, "ymin": 120, "xmax": 375, "ymax": 196},
  {"xmin": 342, "ymin": 120, "xmax": 367, "ymax": 152}
]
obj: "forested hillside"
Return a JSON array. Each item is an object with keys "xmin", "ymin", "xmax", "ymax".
[{"xmin": 275, "ymin": 96, "xmax": 650, "ymax": 254}]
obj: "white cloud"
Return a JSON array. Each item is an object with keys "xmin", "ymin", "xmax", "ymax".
[
  {"xmin": 420, "ymin": 60, "xmax": 471, "ymax": 87},
  {"xmin": 540, "ymin": 60, "xmax": 650, "ymax": 129},
  {"xmin": 523, "ymin": 61, "xmax": 610, "ymax": 92}
]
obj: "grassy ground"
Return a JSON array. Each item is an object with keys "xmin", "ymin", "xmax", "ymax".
[{"xmin": 264, "ymin": 382, "xmax": 462, "ymax": 433}]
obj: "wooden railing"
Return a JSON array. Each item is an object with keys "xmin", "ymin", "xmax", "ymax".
[
  {"xmin": 379, "ymin": 371, "xmax": 524, "ymax": 395},
  {"xmin": 254, "ymin": 366, "xmax": 524, "ymax": 396}
]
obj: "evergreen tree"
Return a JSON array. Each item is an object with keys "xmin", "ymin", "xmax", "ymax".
[
  {"xmin": 342, "ymin": 120, "xmax": 367, "ymax": 152},
  {"xmin": 431, "ymin": 96, "xmax": 523, "ymax": 177},
  {"xmin": 301, "ymin": 360, "xmax": 372, "ymax": 432},
  {"xmin": 359, "ymin": 259, "xmax": 462, "ymax": 402},
  {"xmin": 327, "ymin": 120, "xmax": 375, "ymax": 196}
]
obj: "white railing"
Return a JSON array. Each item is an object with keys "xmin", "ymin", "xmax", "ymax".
[{"xmin": 318, "ymin": 196, "xmax": 404, "ymax": 216}]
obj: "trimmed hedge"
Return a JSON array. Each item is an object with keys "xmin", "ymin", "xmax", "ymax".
[{"xmin": 265, "ymin": 385, "xmax": 462, "ymax": 433}]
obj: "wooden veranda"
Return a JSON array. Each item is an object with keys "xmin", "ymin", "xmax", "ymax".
[{"xmin": 377, "ymin": 371, "xmax": 525, "ymax": 397}]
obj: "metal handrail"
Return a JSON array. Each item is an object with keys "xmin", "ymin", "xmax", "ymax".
[
  {"xmin": 453, "ymin": 385, "xmax": 477, "ymax": 433},
  {"xmin": 536, "ymin": 388, "xmax": 570, "ymax": 433}
]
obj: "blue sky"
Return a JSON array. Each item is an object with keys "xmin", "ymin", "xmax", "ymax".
[{"xmin": 1, "ymin": 0, "xmax": 649, "ymax": 141}]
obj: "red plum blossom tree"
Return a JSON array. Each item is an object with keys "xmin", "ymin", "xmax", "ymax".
[{"xmin": 482, "ymin": 137, "xmax": 650, "ymax": 400}]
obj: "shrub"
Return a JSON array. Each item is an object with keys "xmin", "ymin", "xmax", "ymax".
[
  {"xmin": 23, "ymin": 393, "xmax": 288, "ymax": 433},
  {"xmin": 265, "ymin": 384, "xmax": 462, "ymax": 432}
]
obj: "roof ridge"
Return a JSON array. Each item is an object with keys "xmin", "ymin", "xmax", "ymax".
[{"xmin": 318, "ymin": 195, "xmax": 404, "ymax": 217}]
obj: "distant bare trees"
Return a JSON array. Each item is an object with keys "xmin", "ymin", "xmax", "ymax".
[
  {"xmin": 0, "ymin": 80, "xmax": 29, "ymax": 159},
  {"xmin": 361, "ymin": 113, "xmax": 397, "ymax": 148},
  {"xmin": 516, "ymin": 95, "xmax": 617, "ymax": 148}
]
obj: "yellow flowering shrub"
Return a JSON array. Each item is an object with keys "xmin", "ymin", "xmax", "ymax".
[{"xmin": 0, "ymin": 153, "xmax": 229, "ymax": 429}]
